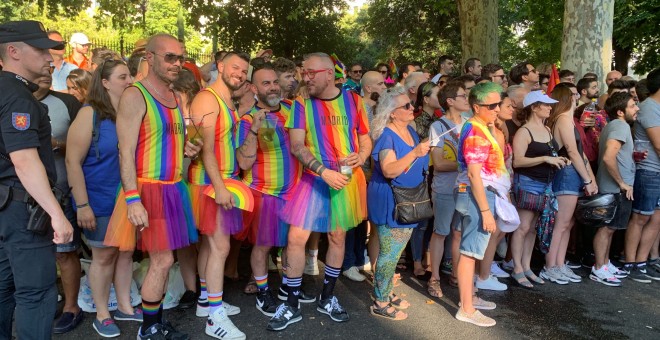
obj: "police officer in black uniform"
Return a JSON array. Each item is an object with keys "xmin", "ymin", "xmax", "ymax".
[{"xmin": 0, "ymin": 20, "xmax": 74, "ymax": 340}]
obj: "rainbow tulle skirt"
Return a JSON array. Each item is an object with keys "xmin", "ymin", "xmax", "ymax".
[
  {"xmin": 280, "ymin": 169, "xmax": 367, "ymax": 233},
  {"xmin": 190, "ymin": 183, "xmax": 243, "ymax": 236},
  {"xmin": 104, "ymin": 178, "xmax": 197, "ymax": 252},
  {"xmin": 236, "ymin": 188, "xmax": 289, "ymax": 247}
]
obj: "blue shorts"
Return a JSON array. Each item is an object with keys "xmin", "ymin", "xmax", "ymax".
[
  {"xmin": 514, "ymin": 173, "xmax": 548, "ymax": 195},
  {"xmin": 454, "ymin": 187, "xmax": 496, "ymax": 260},
  {"xmin": 552, "ymin": 164, "xmax": 583, "ymax": 196},
  {"xmin": 632, "ymin": 169, "xmax": 660, "ymax": 215},
  {"xmin": 81, "ymin": 216, "xmax": 111, "ymax": 248},
  {"xmin": 56, "ymin": 202, "xmax": 81, "ymax": 253},
  {"xmin": 432, "ymin": 192, "xmax": 455, "ymax": 236}
]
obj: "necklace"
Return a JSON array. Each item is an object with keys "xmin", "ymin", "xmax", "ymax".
[
  {"xmin": 145, "ymin": 77, "xmax": 174, "ymax": 102},
  {"xmin": 218, "ymin": 88, "xmax": 236, "ymax": 111}
]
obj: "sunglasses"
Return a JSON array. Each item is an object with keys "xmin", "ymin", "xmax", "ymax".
[
  {"xmin": 477, "ymin": 101, "xmax": 502, "ymax": 110},
  {"xmin": 397, "ymin": 102, "xmax": 413, "ymax": 111},
  {"xmin": 151, "ymin": 51, "xmax": 185, "ymax": 64},
  {"xmin": 352, "ymin": 69, "xmax": 363, "ymax": 74},
  {"xmin": 542, "ymin": 82, "xmax": 549, "ymax": 86},
  {"xmin": 379, "ymin": 70, "xmax": 388, "ymax": 75},
  {"xmin": 547, "ymin": 141, "xmax": 558, "ymax": 157},
  {"xmin": 301, "ymin": 68, "xmax": 330, "ymax": 80}
]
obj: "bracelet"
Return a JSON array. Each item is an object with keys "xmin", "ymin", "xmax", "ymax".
[
  {"xmin": 76, "ymin": 202, "xmax": 89, "ymax": 209},
  {"xmin": 480, "ymin": 208, "xmax": 490, "ymax": 212},
  {"xmin": 249, "ymin": 129, "xmax": 258, "ymax": 136},
  {"xmin": 124, "ymin": 189, "xmax": 141, "ymax": 205},
  {"xmin": 583, "ymin": 179, "xmax": 592, "ymax": 185}
]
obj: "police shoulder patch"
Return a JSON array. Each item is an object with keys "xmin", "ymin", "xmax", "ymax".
[{"xmin": 12, "ymin": 112, "xmax": 30, "ymax": 131}]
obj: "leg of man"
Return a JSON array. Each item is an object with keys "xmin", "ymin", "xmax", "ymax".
[
  {"xmin": 593, "ymin": 227, "xmax": 615, "ymax": 269},
  {"xmin": 0, "ymin": 239, "xmax": 16, "ymax": 338},
  {"xmin": 224, "ymin": 237, "xmax": 242, "ymax": 280},
  {"xmin": 141, "ymin": 250, "xmax": 174, "ymax": 331},
  {"xmin": 322, "ymin": 230, "xmax": 346, "ymax": 299},
  {"xmin": 342, "ymin": 228, "xmax": 357, "ymax": 271},
  {"xmin": 429, "ymin": 233, "xmax": 446, "ymax": 281},
  {"xmin": 177, "ymin": 245, "xmax": 199, "ymax": 294},
  {"xmin": 206, "ymin": 228, "xmax": 230, "ymax": 315},
  {"xmin": 411, "ymin": 220, "xmax": 428, "ymax": 276},
  {"xmin": 285, "ymin": 226, "xmax": 312, "ymax": 307},
  {"xmin": 634, "ymin": 210, "xmax": 660, "ymax": 263},
  {"xmin": 56, "ymin": 251, "xmax": 82, "ymax": 314},
  {"xmin": 479, "ymin": 230, "xmax": 503, "ymax": 280},
  {"xmin": 625, "ymin": 213, "xmax": 650, "ymax": 264},
  {"xmin": 89, "ymin": 247, "xmax": 118, "ymax": 321},
  {"xmin": 115, "ymin": 250, "xmax": 136, "ymax": 315},
  {"xmin": 650, "ymin": 232, "xmax": 660, "ymax": 261},
  {"xmin": 252, "ymin": 245, "xmax": 271, "ymax": 288},
  {"xmin": 451, "ymin": 229, "xmax": 461, "ymax": 279}
]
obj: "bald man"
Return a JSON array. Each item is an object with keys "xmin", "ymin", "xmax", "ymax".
[
  {"xmin": 360, "ymin": 70, "xmax": 386, "ymax": 120},
  {"xmin": 404, "ymin": 71, "xmax": 427, "ymax": 105},
  {"xmin": 268, "ymin": 52, "xmax": 372, "ymax": 331},
  {"xmin": 598, "ymin": 70, "xmax": 624, "ymax": 108}
]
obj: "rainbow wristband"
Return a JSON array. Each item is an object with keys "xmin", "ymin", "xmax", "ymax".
[{"xmin": 125, "ymin": 189, "xmax": 141, "ymax": 205}]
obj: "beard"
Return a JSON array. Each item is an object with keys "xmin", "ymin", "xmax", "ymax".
[
  {"xmin": 259, "ymin": 92, "xmax": 281, "ymax": 107},
  {"xmin": 222, "ymin": 71, "xmax": 243, "ymax": 91}
]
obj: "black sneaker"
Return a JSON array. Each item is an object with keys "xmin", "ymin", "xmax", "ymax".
[
  {"xmin": 138, "ymin": 324, "xmax": 167, "ymax": 340},
  {"xmin": 256, "ymin": 289, "xmax": 279, "ymax": 317},
  {"xmin": 277, "ymin": 286, "xmax": 316, "ymax": 303},
  {"xmin": 316, "ymin": 295, "xmax": 349, "ymax": 322},
  {"xmin": 649, "ymin": 258, "xmax": 660, "ymax": 271},
  {"xmin": 580, "ymin": 253, "xmax": 595, "ymax": 269},
  {"xmin": 178, "ymin": 290, "xmax": 196, "ymax": 310},
  {"xmin": 53, "ymin": 309, "xmax": 84, "ymax": 334},
  {"xmin": 266, "ymin": 303, "xmax": 302, "ymax": 331},
  {"xmin": 643, "ymin": 265, "xmax": 660, "ymax": 281},
  {"xmin": 161, "ymin": 320, "xmax": 189, "ymax": 340},
  {"xmin": 565, "ymin": 260, "xmax": 581, "ymax": 270},
  {"xmin": 629, "ymin": 267, "xmax": 652, "ymax": 284}
]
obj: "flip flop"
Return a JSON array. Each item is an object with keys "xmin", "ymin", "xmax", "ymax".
[
  {"xmin": 370, "ymin": 302, "xmax": 408, "ymax": 320},
  {"xmin": 511, "ymin": 271, "xmax": 533, "ymax": 288},
  {"xmin": 524, "ymin": 270, "xmax": 545, "ymax": 284}
]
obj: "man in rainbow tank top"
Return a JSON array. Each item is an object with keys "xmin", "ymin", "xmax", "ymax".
[
  {"xmin": 105, "ymin": 34, "xmax": 200, "ymax": 340},
  {"xmin": 234, "ymin": 64, "xmax": 303, "ymax": 318},
  {"xmin": 267, "ymin": 53, "xmax": 372, "ymax": 331},
  {"xmin": 194, "ymin": 52, "xmax": 250, "ymax": 340}
]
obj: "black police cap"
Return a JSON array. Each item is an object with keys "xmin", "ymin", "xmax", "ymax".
[{"xmin": 0, "ymin": 20, "xmax": 64, "ymax": 50}]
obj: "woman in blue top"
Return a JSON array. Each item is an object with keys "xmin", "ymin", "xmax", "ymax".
[
  {"xmin": 368, "ymin": 87, "xmax": 430, "ymax": 320},
  {"xmin": 65, "ymin": 60, "xmax": 137, "ymax": 337}
]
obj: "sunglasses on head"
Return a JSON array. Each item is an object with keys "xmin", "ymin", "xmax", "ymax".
[
  {"xmin": 477, "ymin": 101, "xmax": 502, "ymax": 110},
  {"xmin": 151, "ymin": 51, "xmax": 185, "ymax": 64}
]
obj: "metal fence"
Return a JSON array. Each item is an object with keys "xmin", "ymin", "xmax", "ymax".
[{"xmin": 62, "ymin": 36, "xmax": 213, "ymax": 65}]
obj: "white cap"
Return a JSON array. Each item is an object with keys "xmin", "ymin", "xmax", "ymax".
[
  {"xmin": 523, "ymin": 90, "xmax": 558, "ymax": 108},
  {"xmin": 70, "ymin": 32, "xmax": 90, "ymax": 46}
]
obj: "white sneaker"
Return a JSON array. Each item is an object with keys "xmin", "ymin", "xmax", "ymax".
[
  {"xmin": 205, "ymin": 308, "xmax": 246, "ymax": 340},
  {"xmin": 475, "ymin": 275, "xmax": 508, "ymax": 291},
  {"xmin": 589, "ymin": 266, "xmax": 622, "ymax": 287},
  {"xmin": 501, "ymin": 259, "xmax": 514, "ymax": 271},
  {"xmin": 607, "ymin": 261, "xmax": 628, "ymax": 279},
  {"xmin": 196, "ymin": 301, "xmax": 240, "ymax": 317},
  {"xmin": 304, "ymin": 256, "xmax": 319, "ymax": 276},
  {"xmin": 540, "ymin": 266, "xmax": 569, "ymax": 285},
  {"xmin": 490, "ymin": 262, "xmax": 510, "ymax": 278},
  {"xmin": 559, "ymin": 265, "xmax": 582, "ymax": 283},
  {"xmin": 342, "ymin": 266, "xmax": 366, "ymax": 282}
]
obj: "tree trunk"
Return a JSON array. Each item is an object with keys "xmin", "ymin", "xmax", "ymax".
[
  {"xmin": 456, "ymin": 0, "xmax": 498, "ymax": 65},
  {"xmin": 561, "ymin": 0, "xmax": 615, "ymax": 88},
  {"xmin": 612, "ymin": 37, "xmax": 632, "ymax": 75}
]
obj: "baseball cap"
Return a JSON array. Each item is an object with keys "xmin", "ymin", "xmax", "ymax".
[
  {"xmin": 256, "ymin": 49, "xmax": 273, "ymax": 58},
  {"xmin": 523, "ymin": 90, "xmax": 558, "ymax": 108},
  {"xmin": 0, "ymin": 20, "xmax": 64, "ymax": 50},
  {"xmin": 70, "ymin": 32, "xmax": 91, "ymax": 46}
]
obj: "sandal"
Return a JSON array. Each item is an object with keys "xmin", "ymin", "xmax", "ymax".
[
  {"xmin": 524, "ymin": 270, "xmax": 545, "ymax": 284},
  {"xmin": 511, "ymin": 271, "xmax": 533, "ymax": 288},
  {"xmin": 370, "ymin": 302, "xmax": 408, "ymax": 320},
  {"xmin": 243, "ymin": 278, "xmax": 258, "ymax": 294},
  {"xmin": 427, "ymin": 279, "xmax": 443, "ymax": 298},
  {"xmin": 389, "ymin": 294, "xmax": 410, "ymax": 310},
  {"xmin": 449, "ymin": 275, "xmax": 458, "ymax": 288}
]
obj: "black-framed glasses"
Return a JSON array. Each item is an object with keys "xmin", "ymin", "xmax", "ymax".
[
  {"xmin": 453, "ymin": 94, "xmax": 467, "ymax": 100},
  {"xmin": 477, "ymin": 101, "xmax": 502, "ymax": 110},
  {"xmin": 150, "ymin": 51, "xmax": 185, "ymax": 64}
]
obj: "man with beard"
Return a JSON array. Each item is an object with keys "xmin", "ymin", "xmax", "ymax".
[
  {"xmin": 105, "ymin": 33, "xmax": 200, "ymax": 339},
  {"xmin": 234, "ymin": 64, "xmax": 302, "ymax": 317},
  {"xmin": 578, "ymin": 77, "xmax": 600, "ymax": 106},
  {"xmin": 509, "ymin": 62, "xmax": 539, "ymax": 91},
  {"xmin": 268, "ymin": 53, "xmax": 372, "ymax": 331},
  {"xmin": 273, "ymin": 57, "xmax": 298, "ymax": 99},
  {"xmin": 193, "ymin": 51, "xmax": 250, "ymax": 340}
]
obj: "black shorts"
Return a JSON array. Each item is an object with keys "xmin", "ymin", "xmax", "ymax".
[{"xmin": 601, "ymin": 194, "xmax": 632, "ymax": 230}]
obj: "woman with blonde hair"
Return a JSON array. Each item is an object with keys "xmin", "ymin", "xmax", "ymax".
[{"xmin": 66, "ymin": 68, "xmax": 92, "ymax": 103}]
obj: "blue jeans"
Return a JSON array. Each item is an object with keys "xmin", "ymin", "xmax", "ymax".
[
  {"xmin": 342, "ymin": 220, "xmax": 367, "ymax": 270},
  {"xmin": 454, "ymin": 187, "xmax": 497, "ymax": 260},
  {"xmin": 632, "ymin": 169, "xmax": 660, "ymax": 215},
  {"xmin": 411, "ymin": 219, "xmax": 432, "ymax": 262}
]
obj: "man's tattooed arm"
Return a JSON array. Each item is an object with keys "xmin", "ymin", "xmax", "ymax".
[
  {"xmin": 291, "ymin": 141, "xmax": 326, "ymax": 175},
  {"xmin": 237, "ymin": 129, "xmax": 258, "ymax": 170}
]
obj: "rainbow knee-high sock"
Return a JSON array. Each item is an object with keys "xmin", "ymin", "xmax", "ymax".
[{"xmin": 208, "ymin": 291, "xmax": 223, "ymax": 315}]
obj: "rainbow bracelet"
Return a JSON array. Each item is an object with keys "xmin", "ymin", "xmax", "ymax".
[{"xmin": 125, "ymin": 189, "xmax": 141, "ymax": 205}]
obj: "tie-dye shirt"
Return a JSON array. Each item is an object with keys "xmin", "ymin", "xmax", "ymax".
[
  {"xmin": 236, "ymin": 100, "xmax": 301, "ymax": 200},
  {"xmin": 286, "ymin": 88, "xmax": 369, "ymax": 174},
  {"xmin": 456, "ymin": 119, "xmax": 510, "ymax": 189}
]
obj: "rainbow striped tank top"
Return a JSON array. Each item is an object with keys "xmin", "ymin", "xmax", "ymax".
[
  {"xmin": 134, "ymin": 81, "xmax": 185, "ymax": 181},
  {"xmin": 206, "ymin": 87, "xmax": 240, "ymax": 180}
]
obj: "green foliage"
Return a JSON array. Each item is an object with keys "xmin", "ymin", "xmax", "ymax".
[
  {"xmin": 613, "ymin": 0, "xmax": 660, "ymax": 74},
  {"xmin": 1, "ymin": 0, "xmax": 91, "ymax": 22}
]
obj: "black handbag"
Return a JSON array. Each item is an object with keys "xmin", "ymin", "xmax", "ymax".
[{"xmin": 389, "ymin": 170, "xmax": 433, "ymax": 224}]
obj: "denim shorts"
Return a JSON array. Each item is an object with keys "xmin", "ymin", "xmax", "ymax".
[
  {"xmin": 552, "ymin": 164, "xmax": 583, "ymax": 196},
  {"xmin": 601, "ymin": 194, "xmax": 632, "ymax": 230},
  {"xmin": 82, "ymin": 216, "xmax": 111, "ymax": 248},
  {"xmin": 56, "ymin": 202, "xmax": 81, "ymax": 253},
  {"xmin": 432, "ymin": 192, "xmax": 455, "ymax": 236},
  {"xmin": 453, "ymin": 187, "xmax": 496, "ymax": 260},
  {"xmin": 514, "ymin": 173, "xmax": 548, "ymax": 195},
  {"xmin": 632, "ymin": 169, "xmax": 660, "ymax": 215}
]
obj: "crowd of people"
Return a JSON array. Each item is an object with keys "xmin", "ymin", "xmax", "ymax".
[{"xmin": 1, "ymin": 19, "xmax": 660, "ymax": 340}]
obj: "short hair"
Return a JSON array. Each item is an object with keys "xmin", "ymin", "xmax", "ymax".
[
  {"xmin": 375, "ymin": 62, "xmax": 389, "ymax": 72},
  {"xmin": 411, "ymin": 61, "xmax": 423, "ymax": 69},
  {"xmin": 127, "ymin": 51, "xmax": 145, "ymax": 77},
  {"xmin": 464, "ymin": 57, "xmax": 480, "ymax": 73},
  {"xmin": 468, "ymin": 82, "xmax": 503, "ymax": 108},
  {"xmin": 509, "ymin": 62, "xmax": 532, "ymax": 85},
  {"xmin": 438, "ymin": 55, "xmax": 454, "ymax": 65},
  {"xmin": 647, "ymin": 67, "xmax": 660, "ymax": 95},
  {"xmin": 272, "ymin": 57, "xmax": 296, "ymax": 75},
  {"xmin": 452, "ymin": 74, "xmax": 475, "ymax": 86},
  {"xmin": 349, "ymin": 62, "xmax": 362, "ymax": 71},
  {"xmin": 0, "ymin": 43, "xmax": 9, "ymax": 61},
  {"xmin": 404, "ymin": 71, "xmax": 425, "ymax": 92},
  {"xmin": 559, "ymin": 69, "xmax": 575, "ymax": 79},
  {"xmin": 91, "ymin": 48, "xmax": 122, "ymax": 67},
  {"xmin": 506, "ymin": 84, "xmax": 528, "ymax": 98},
  {"xmin": 47, "ymin": 30, "xmax": 62, "ymax": 37},
  {"xmin": 582, "ymin": 72, "xmax": 598, "ymax": 80},
  {"xmin": 577, "ymin": 77, "xmax": 597, "ymax": 94},
  {"xmin": 251, "ymin": 62, "xmax": 275, "ymax": 82},
  {"xmin": 604, "ymin": 92, "xmax": 633, "ymax": 121},
  {"xmin": 553, "ymin": 82, "xmax": 577, "ymax": 91},
  {"xmin": 398, "ymin": 63, "xmax": 413, "ymax": 81},
  {"xmin": 607, "ymin": 79, "xmax": 632, "ymax": 95},
  {"xmin": 439, "ymin": 81, "xmax": 465, "ymax": 111},
  {"xmin": 636, "ymin": 79, "xmax": 650, "ymax": 102},
  {"xmin": 539, "ymin": 73, "xmax": 550, "ymax": 85},
  {"xmin": 214, "ymin": 50, "xmax": 226, "ymax": 61},
  {"xmin": 172, "ymin": 68, "xmax": 201, "ymax": 108},
  {"xmin": 223, "ymin": 51, "xmax": 250, "ymax": 63},
  {"xmin": 481, "ymin": 63, "xmax": 503, "ymax": 79}
]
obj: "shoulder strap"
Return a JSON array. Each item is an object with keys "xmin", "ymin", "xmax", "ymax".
[
  {"xmin": 522, "ymin": 126, "xmax": 534, "ymax": 142},
  {"xmin": 92, "ymin": 110, "xmax": 101, "ymax": 160},
  {"xmin": 439, "ymin": 118, "xmax": 451, "ymax": 131}
]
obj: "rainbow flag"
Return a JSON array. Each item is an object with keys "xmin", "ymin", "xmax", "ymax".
[
  {"xmin": 330, "ymin": 53, "xmax": 346, "ymax": 79},
  {"xmin": 388, "ymin": 58, "xmax": 398, "ymax": 79}
]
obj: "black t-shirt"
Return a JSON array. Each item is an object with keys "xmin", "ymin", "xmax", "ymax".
[
  {"xmin": 0, "ymin": 71, "xmax": 57, "ymax": 184},
  {"xmin": 505, "ymin": 119, "xmax": 521, "ymax": 145}
]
